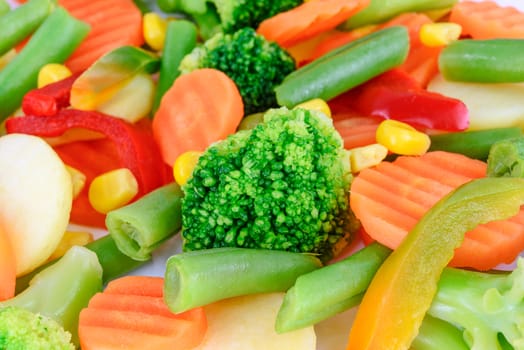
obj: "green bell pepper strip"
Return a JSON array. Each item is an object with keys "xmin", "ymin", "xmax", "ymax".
[
  {"xmin": 0, "ymin": 0, "xmax": 57, "ymax": 56},
  {"xmin": 339, "ymin": 0, "xmax": 458, "ymax": 30},
  {"xmin": 439, "ymin": 39, "xmax": 524, "ymax": 83},
  {"xmin": 429, "ymin": 127, "xmax": 522, "ymax": 161},
  {"xmin": 487, "ymin": 136, "xmax": 524, "ymax": 178},
  {"xmin": 0, "ymin": 246, "xmax": 102, "ymax": 346},
  {"xmin": 0, "ymin": 6, "xmax": 89, "ymax": 121},
  {"xmin": 275, "ymin": 26, "xmax": 409, "ymax": 108},
  {"xmin": 347, "ymin": 177, "xmax": 524, "ymax": 349},
  {"xmin": 152, "ymin": 20, "xmax": 197, "ymax": 114},
  {"xmin": 106, "ymin": 182, "xmax": 183, "ymax": 261},
  {"xmin": 163, "ymin": 247, "xmax": 322, "ymax": 313}
]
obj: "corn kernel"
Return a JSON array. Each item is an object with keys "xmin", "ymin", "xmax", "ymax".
[
  {"xmin": 37, "ymin": 63, "xmax": 72, "ymax": 88},
  {"xmin": 294, "ymin": 98, "xmax": 332, "ymax": 118},
  {"xmin": 349, "ymin": 143, "xmax": 388, "ymax": 173},
  {"xmin": 48, "ymin": 231, "xmax": 94, "ymax": 261},
  {"xmin": 143, "ymin": 12, "xmax": 168, "ymax": 51},
  {"xmin": 173, "ymin": 151, "xmax": 202, "ymax": 186},
  {"xmin": 376, "ymin": 119, "xmax": 431, "ymax": 156},
  {"xmin": 419, "ymin": 22, "xmax": 462, "ymax": 47},
  {"xmin": 65, "ymin": 165, "xmax": 86, "ymax": 199},
  {"xmin": 88, "ymin": 168, "xmax": 138, "ymax": 214}
]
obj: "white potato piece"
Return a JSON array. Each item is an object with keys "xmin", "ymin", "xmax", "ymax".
[
  {"xmin": 0, "ymin": 134, "xmax": 72, "ymax": 276},
  {"xmin": 194, "ymin": 293, "xmax": 316, "ymax": 350}
]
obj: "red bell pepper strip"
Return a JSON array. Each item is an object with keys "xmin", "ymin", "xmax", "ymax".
[
  {"xmin": 5, "ymin": 110, "xmax": 172, "ymax": 228},
  {"xmin": 21, "ymin": 73, "xmax": 80, "ymax": 117},
  {"xmin": 328, "ymin": 69, "xmax": 469, "ymax": 131}
]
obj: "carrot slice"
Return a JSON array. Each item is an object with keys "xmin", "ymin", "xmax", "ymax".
[
  {"xmin": 152, "ymin": 68, "xmax": 244, "ymax": 167},
  {"xmin": 78, "ymin": 276, "xmax": 207, "ymax": 350},
  {"xmin": 0, "ymin": 224, "xmax": 16, "ymax": 301},
  {"xmin": 256, "ymin": 0, "xmax": 370, "ymax": 48},
  {"xmin": 58, "ymin": 0, "xmax": 144, "ymax": 73},
  {"xmin": 350, "ymin": 151, "xmax": 524, "ymax": 270},
  {"xmin": 449, "ymin": 1, "xmax": 524, "ymax": 39}
]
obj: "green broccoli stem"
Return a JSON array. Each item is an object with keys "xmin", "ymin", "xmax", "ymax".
[
  {"xmin": 429, "ymin": 127, "xmax": 522, "ymax": 161},
  {"xmin": 163, "ymin": 247, "xmax": 323, "ymax": 313},
  {"xmin": 0, "ymin": 0, "xmax": 56, "ymax": 57},
  {"xmin": 487, "ymin": 136, "xmax": 524, "ymax": 177},
  {"xmin": 152, "ymin": 20, "xmax": 197, "ymax": 113},
  {"xmin": 275, "ymin": 26, "xmax": 409, "ymax": 108},
  {"xmin": 106, "ymin": 182, "xmax": 184, "ymax": 261},
  {"xmin": 411, "ymin": 315, "xmax": 469, "ymax": 350},
  {"xmin": 191, "ymin": 6, "xmax": 222, "ymax": 40},
  {"xmin": 1, "ymin": 246, "xmax": 102, "ymax": 346},
  {"xmin": 275, "ymin": 242, "xmax": 391, "ymax": 333},
  {"xmin": 0, "ymin": 6, "xmax": 89, "ymax": 120}
]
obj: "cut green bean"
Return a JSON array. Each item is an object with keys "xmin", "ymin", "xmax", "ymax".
[
  {"xmin": 152, "ymin": 20, "xmax": 197, "ymax": 113},
  {"xmin": 0, "ymin": 0, "xmax": 10, "ymax": 16},
  {"xmin": 275, "ymin": 243, "xmax": 391, "ymax": 333},
  {"xmin": 429, "ymin": 127, "xmax": 522, "ymax": 160},
  {"xmin": 164, "ymin": 247, "xmax": 322, "ymax": 313},
  {"xmin": 439, "ymin": 39, "xmax": 524, "ymax": 83},
  {"xmin": 275, "ymin": 26, "xmax": 409, "ymax": 108},
  {"xmin": 0, "ymin": 6, "xmax": 89, "ymax": 120},
  {"xmin": 0, "ymin": 0, "xmax": 56, "ymax": 56},
  {"xmin": 106, "ymin": 182, "xmax": 183, "ymax": 261}
]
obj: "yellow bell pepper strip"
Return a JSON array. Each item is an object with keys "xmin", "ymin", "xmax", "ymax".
[
  {"xmin": 0, "ymin": 6, "xmax": 89, "ymax": 121},
  {"xmin": 106, "ymin": 183, "xmax": 183, "ymax": 261},
  {"xmin": 346, "ymin": 177, "xmax": 524, "ymax": 350},
  {"xmin": 275, "ymin": 26, "xmax": 409, "ymax": 108},
  {"xmin": 0, "ymin": 246, "xmax": 102, "ymax": 346},
  {"xmin": 164, "ymin": 247, "xmax": 322, "ymax": 313},
  {"xmin": 439, "ymin": 39, "xmax": 524, "ymax": 83},
  {"xmin": 0, "ymin": 0, "xmax": 56, "ymax": 56}
]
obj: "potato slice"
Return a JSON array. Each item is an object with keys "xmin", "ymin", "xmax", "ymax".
[
  {"xmin": 194, "ymin": 293, "xmax": 316, "ymax": 350},
  {"xmin": 0, "ymin": 134, "xmax": 72, "ymax": 276}
]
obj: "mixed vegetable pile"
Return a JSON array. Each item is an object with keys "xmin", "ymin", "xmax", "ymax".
[{"xmin": 1, "ymin": 0, "xmax": 524, "ymax": 349}]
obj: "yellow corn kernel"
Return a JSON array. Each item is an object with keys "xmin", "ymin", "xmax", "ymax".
[
  {"xmin": 88, "ymin": 168, "xmax": 138, "ymax": 214},
  {"xmin": 349, "ymin": 143, "xmax": 388, "ymax": 173},
  {"xmin": 419, "ymin": 22, "xmax": 462, "ymax": 47},
  {"xmin": 376, "ymin": 119, "xmax": 431, "ymax": 156},
  {"xmin": 173, "ymin": 151, "xmax": 202, "ymax": 186},
  {"xmin": 294, "ymin": 98, "xmax": 332, "ymax": 118},
  {"xmin": 65, "ymin": 165, "xmax": 86, "ymax": 199},
  {"xmin": 48, "ymin": 231, "xmax": 94, "ymax": 261},
  {"xmin": 143, "ymin": 12, "xmax": 168, "ymax": 51},
  {"xmin": 38, "ymin": 63, "xmax": 72, "ymax": 88}
]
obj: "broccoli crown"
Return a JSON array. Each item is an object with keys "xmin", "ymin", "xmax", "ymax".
[
  {"xmin": 429, "ymin": 258, "xmax": 524, "ymax": 349},
  {"xmin": 0, "ymin": 306, "xmax": 74, "ymax": 350},
  {"xmin": 179, "ymin": 27, "xmax": 296, "ymax": 115},
  {"xmin": 181, "ymin": 107, "xmax": 357, "ymax": 261}
]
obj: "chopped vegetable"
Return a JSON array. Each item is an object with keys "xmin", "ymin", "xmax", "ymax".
[
  {"xmin": 419, "ymin": 22, "xmax": 462, "ymax": 47},
  {"xmin": 106, "ymin": 183, "xmax": 183, "ymax": 261},
  {"xmin": 332, "ymin": 115, "xmax": 382, "ymax": 150},
  {"xmin": 275, "ymin": 26, "xmax": 409, "ymax": 108},
  {"xmin": 487, "ymin": 137, "xmax": 524, "ymax": 178},
  {"xmin": 179, "ymin": 27, "xmax": 295, "ymax": 115},
  {"xmin": 375, "ymin": 119, "xmax": 431, "ymax": 156},
  {"xmin": 180, "ymin": 107, "xmax": 358, "ymax": 261},
  {"xmin": 257, "ymin": 0, "xmax": 370, "ymax": 48},
  {"xmin": 347, "ymin": 177, "xmax": 524, "ymax": 349},
  {"xmin": 79, "ymin": 275, "xmax": 207, "ymax": 350},
  {"xmin": 48, "ymin": 230, "xmax": 94, "ymax": 261},
  {"xmin": 37, "ymin": 63, "xmax": 72, "ymax": 88},
  {"xmin": 0, "ymin": 226, "xmax": 15, "ymax": 301},
  {"xmin": 142, "ymin": 12, "xmax": 167, "ymax": 51},
  {"xmin": 88, "ymin": 168, "xmax": 139, "ymax": 214},
  {"xmin": 173, "ymin": 151, "xmax": 202, "ymax": 186},
  {"xmin": 0, "ymin": 133, "xmax": 72, "ymax": 276},
  {"xmin": 0, "ymin": 6, "xmax": 89, "ymax": 120},
  {"xmin": 0, "ymin": 246, "xmax": 103, "ymax": 345},
  {"xmin": 164, "ymin": 247, "xmax": 322, "ymax": 313},
  {"xmin": 439, "ymin": 38, "xmax": 524, "ymax": 83},
  {"xmin": 152, "ymin": 68, "xmax": 244, "ymax": 166},
  {"xmin": 348, "ymin": 144, "xmax": 388, "ymax": 173},
  {"xmin": 350, "ymin": 151, "xmax": 524, "ymax": 270}
]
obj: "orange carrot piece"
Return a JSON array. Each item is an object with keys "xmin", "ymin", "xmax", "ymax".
[
  {"xmin": 350, "ymin": 151, "xmax": 524, "ymax": 271},
  {"xmin": 449, "ymin": 1, "xmax": 524, "ymax": 39},
  {"xmin": 333, "ymin": 115, "xmax": 381, "ymax": 150},
  {"xmin": 256, "ymin": 0, "xmax": 370, "ymax": 48},
  {"xmin": 152, "ymin": 68, "xmax": 244, "ymax": 166},
  {"xmin": 58, "ymin": 0, "xmax": 144, "ymax": 73},
  {"xmin": 0, "ymin": 224, "xmax": 16, "ymax": 301},
  {"xmin": 78, "ymin": 276, "xmax": 207, "ymax": 350}
]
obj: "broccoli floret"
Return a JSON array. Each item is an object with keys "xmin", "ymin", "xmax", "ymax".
[
  {"xmin": 181, "ymin": 107, "xmax": 359, "ymax": 262},
  {"xmin": 158, "ymin": 0, "xmax": 303, "ymax": 36},
  {"xmin": 179, "ymin": 27, "xmax": 296, "ymax": 115},
  {"xmin": 425, "ymin": 258, "xmax": 524, "ymax": 349},
  {"xmin": 0, "ymin": 306, "xmax": 75, "ymax": 350},
  {"xmin": 487, "ymin": 137, "xmax": 524, "ymax": 178}
]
